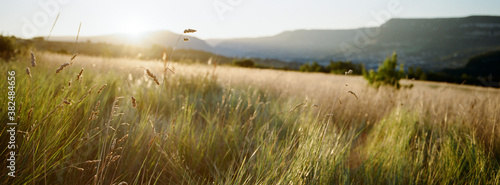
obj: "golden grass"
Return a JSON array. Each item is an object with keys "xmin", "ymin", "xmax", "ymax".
[
  {"xmin": 3, "ymin": 52, "xmax": 499, "ymax": 184},
  {"xmin": 37, "ymin": 52, "xmax": 500, "ymax": 128}
]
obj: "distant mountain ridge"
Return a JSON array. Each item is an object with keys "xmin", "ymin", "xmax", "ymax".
[
  {"xmin": 50, "ymin": 16, "xmax": 500, "ymax": 71},
  {"xmin": 209, "ymin": 16, "xmax": 500, "ymax": 70}
]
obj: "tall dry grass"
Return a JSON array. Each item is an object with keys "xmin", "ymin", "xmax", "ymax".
[{"xmin": 1, "ymin": 52, "xmax": 499, "ymax": 184}]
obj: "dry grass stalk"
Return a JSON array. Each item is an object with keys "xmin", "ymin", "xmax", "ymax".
[
  {"xmin": 18, "ymin": 102, "xmax": 22, "ymax": 114},
  {"xmin": 71, "ymin": 53, "xmax": 78, "ymax": 61},
  {"xmin": 76, "ymin": 68, "xmax": 84, "ymax": 82},
  {"xmin": 17, "ymin": 130, "xmax": 29, "ymax": 137},
  {"xmin": 72, "ymin": 23, "xmax": 81, "ymax": 53},
  {"xmin": 27, "ymin": 108, "xmax": 33, "ymax": 120},
  {"xmin": 56, "ymin": 63, "xmax": 70, "ymax": 73},
  {"xmin": 85, "ymin": 160, "xmax": 101, "ymax": 164},
  {"xmin": 94, "ymin": 101, "xmax": 101, "ymax": 110},
  {"xmin": 97, "ymin": 84, "xmax": 107, "ymax": 94},
  {"xmin": 107, "ymin": 125, "xmax": 116, "ymax": 131},
  {"xmin": 62, "ymin": 99, "xmax": 71, "ymax": 105},
  {"xmin": 39, "ymin": 99, "xmax": 70, "ymax": 124},
  {"xmin": 89, "ymin": 101, "xmax": 100, "ymax": 121},
  {"xmin": 70, "ymin": 166, "xmax": 84, "ymax": 171},
  {"xmin": 30, "ymin": 51, "xmax": 36, "ymax": 67},
  {"xmin": 117, "ymin": 134, "xmax": 128, "ymax": 144},
  {"xmin": 153, "ymin": 28, "xmax": 196, "ymax": 124},
  {"xmin": 348, "ymin": 91, "xmax": 358, "ymax": 100},
  {"xmin": 70, "ymin": 53, "xmax": 79, "ymax": 65},
  {"xmin": 77, "ymin": 85, "xmax": 97, "ymax": 104},
  {"xmin": 26, "ymin": 67, "xmax": 31, "ymax": 77},
  {"xmin": 110, "ymin": 139, "xmax": 117, "ymax": 150},
  {"xmin": 96, "ymin": 96, "xmax": 123, "ymax": 183},
  {"xmin": 47, "ymin": 13, "xmax": 60, "ymax": 40},
  {"xmin": 110, "ymin": 155, "xmax": 120, "ymax": 163},
  {"xmin": 89, "ymin": 111, "xmax": 99, "ymax": 121},
  {"xmin": 145, "ymin": 69, "xmax": 160, "ymax": 85},
  {"xmin": 290, "ymin": 102, "xmax": 306, "ymax": 113},
  {"xmin": 166, "ymin": 67, "xmax": 175, "ymax": 75},
  {"xmin": 131, "ymin": 96, "xmax": 137, "ymax": 108},
  {"xmin": 162, "ymin": 52, "xmax": 167, "ymax": 61}
]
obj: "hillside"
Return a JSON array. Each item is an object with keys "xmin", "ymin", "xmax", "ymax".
[
  {"xmin": 210, "ymin": 16, "xmax": 500, "ymax": 70},
  {"xmin": 433, "ymin": 50, "xmax": 500, "ymax": 86},
  {"xmin": 48, "ymin": 16, "xmax": 500, "ymax": 71}
]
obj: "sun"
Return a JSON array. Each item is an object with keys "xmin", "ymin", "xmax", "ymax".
[{"xmin": 121, "ymin": 18, "xmax": 147, "ymax": 40}]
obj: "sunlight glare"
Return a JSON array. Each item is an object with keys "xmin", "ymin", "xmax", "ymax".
[{"xmin": 122, "ymin": 18, "xmax": 147, "ymax": 41}]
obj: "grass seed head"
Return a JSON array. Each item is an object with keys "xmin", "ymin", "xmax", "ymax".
[
  {"xmin": 89, "ymin": 111, "xmax": 99, "ymax": 121},
  {"xmin": 348, "ymin": 91, "xmax": 358, "ymax": 100},
  {"xmin": 94, "ymin": 101, "xmax": 101, "ymax": 110},
  {"xmin": 97, "ymin": 84, "xmax": 107, "ymax": 94},
  {"xmin": 31, "ymin": 51, "xmax": 36, "ymax": 61},
  {"xmin": 71, "ymin": 53, "xmax": 78, "ymax": 61},
  {"xmin": 183, "ymin": 29, "xmax": 197, "ymax": 33},
  {"xmin": 77, "ymin": 68, "xmax": 84, "ymax": 81},
  {"xmin": 70, "ymin": 53, "xmax": 78, "ymax": 65},
  {"xmin": 26, "ymin": 67, "xmax": 32, "ymax": 77},
  {"xmin": 56, "ymin": 63, "xmax": 70, "ymax": 73},
  {"xmin": 30, "ymin": 51, "xmax": 36, "ymax": 67},
  {"xmin": 85, "ymin": 160, "xmax": 101, "ymax": 164},
  {"xmin": 71, "ymin": 166, "xmax": 84, "ymax": 171},
  {"xmin": 27, "ymin": 108, "xmax": 33, "ymax": 120},
  {"xmin": 110, "ymin": 155, "xmax": 121, "ymax": 163},
  {"xmin": 117, "ymin": 134, "xmax": 129, "ymax": 143},
  {"xmin": 131, "ymin": 96, "xmax": 137, "ymax": 108},
  {"xmin": 145, "ymin": 69, "xmax": 160, "ymax": 85},
  {"xmin": 62, "ymin": 99, "xmax": 72, "ymax": 105}
]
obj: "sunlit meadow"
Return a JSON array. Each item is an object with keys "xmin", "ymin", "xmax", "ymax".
[{"xmin": 1, "ymin": 49, "xmax": 500, "ymax": 184}]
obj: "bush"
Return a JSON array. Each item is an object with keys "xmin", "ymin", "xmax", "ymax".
[
  {"xmin": 325, "ymin": 61, "xmax": 363, "ymax": 75},
  {"xmin": 363, "ymin": 52, "xmax": 405, "ymax": 88},
  {"xmin": 407, "ymin": 66, "xmax": 427, "ymax": 80},
  {"xmin": 299, "ymin": 61, "xmax": 327, "ymax": 73},
  {"xmin": 300, "ymin": 61, "xmax": 363, "ymax": 74},
  {"xmin": 0, "ymin": 35, "xmax": 17, "ymax": 61},
  {"xmin": 233, "ymin": 59, "xmax": 255, "ymax": 68}
]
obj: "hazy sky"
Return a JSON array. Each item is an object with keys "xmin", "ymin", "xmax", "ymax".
[{"xmin": 1, "ymin": 0, "xmax": 499, "ymax": 39}]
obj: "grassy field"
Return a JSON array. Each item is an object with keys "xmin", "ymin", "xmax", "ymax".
[{"xmin": 1, "ymin": 52, "xmax": 500, "ymax": 184}]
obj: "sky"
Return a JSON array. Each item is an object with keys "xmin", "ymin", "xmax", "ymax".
[{"xmin": 1, "ymin": 0, "xmax": 499, "ymax": 40}]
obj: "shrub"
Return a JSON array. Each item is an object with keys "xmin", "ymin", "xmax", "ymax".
[
  {"xmin": 0, "ymin": 35, "xmax": 17, "ymax": 61},
  {"xmin": 233, "ymin": 59, "xmax": 255, "ymax": 68},
  {"xmin": 363, "ymin": 52, "xmax": 405, "ymax": 88},
  {"xmin": 299, "ymin": 61, "xmax": 326, "ymax": 73},
  {"xmin": 325, "ymin": 61, "xmax": 363, "ymax": 75}
]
